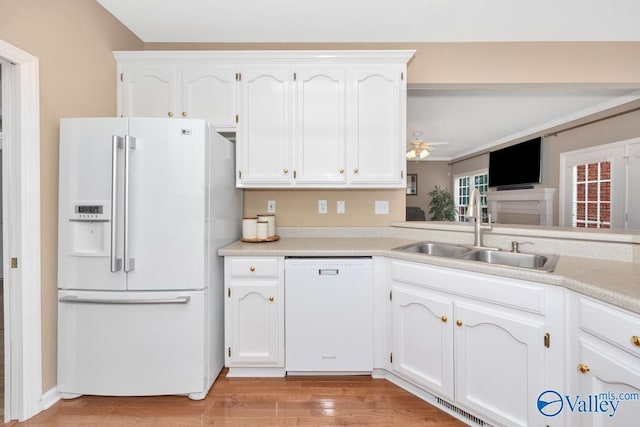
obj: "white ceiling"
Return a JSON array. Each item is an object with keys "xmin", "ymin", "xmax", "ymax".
[
  {"xmin": 97, "ymin": 0, "xmax": 640, "ymax": 43},
  {"xmin": 97, "ymin": 0, "xmax": 640, "ymax": 160}
]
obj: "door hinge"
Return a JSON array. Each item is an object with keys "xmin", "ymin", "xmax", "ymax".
[
  {"xmin": 235, "ymin": 114, "xmax": 239, "ymax": 123},
  {"xmin": 235, "ymin": 72, "xmax": 241, "ymax": 81},
  {"xmin": 228, "ymin": 347, "xmax": 232, "ymax": 357},
  {"xmin": 390, "ymin": 352, "xmax": 393, "ymax": 363},
  {"xmin": 120, "ymin": 73, "xmax": 123, "ymax": 82},
  {"xmin": 401, "ymin": 72, "xmax": 404, "ymax": 81},
  {"xmin": 389, "ymin": 290, "xmax": 393, "ymax": 301},
  {"xmin": 544, "ymin": 332, "xmax": 550, "ymax": 348},
  {"xmin": 227, "ymin": 288, "xmax": 231, "ymax": 298},
  {"xmin": 238, "ymin": 170, "xmax": 242, "ymax": 180},
  {"xmin": 10, "ymin": 257, "xmax": 18, "ymax": 269},
  {"xmin": 293, "ymin": 72, "xmax": 297, "ymax": 81}
]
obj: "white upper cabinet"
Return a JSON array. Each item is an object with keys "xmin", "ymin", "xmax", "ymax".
[
  {"xmin": 181, "ymin": 65, "xmax": 237, "ymax": 128},
  {"xmin": 114, "ymin": 50, "xmax": 415, "ymax": 188},
  {"xmin": 115, "ymin": 53, "xmax": 237, "ymax": 130},
  {"xmin": 236, "ymin": 67, "xmax": 293, "ymax": 186},
  {"xmin": 348, "ymin": 67, "xmax": 405, "ymax": 186},
  {"xmin": 294, "ymin": 67, "xmax": 347, "ymax": 185},
  {"xmin": 120, "ymin": 65, "xmax": 178, "ymax": 118}
]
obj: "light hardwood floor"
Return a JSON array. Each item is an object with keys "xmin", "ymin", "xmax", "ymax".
[{"xmin": 10, "ymin": 370, "xmax": 467, "ymax": 426}]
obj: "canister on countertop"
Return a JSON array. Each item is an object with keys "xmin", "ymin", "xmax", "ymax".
[
  {"xmin": 256, "ymin": 219, "xmax": 269, "ymax": 240},
  {"xmin": 242, "ymin": 217, "xmax": 258, "ymax": 239},
  {"xmin": 257, "ymin": 214, "xmax": 276, "ymax": 237}
]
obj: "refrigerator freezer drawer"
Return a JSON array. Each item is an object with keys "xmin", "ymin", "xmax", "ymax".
[{"xmin": 58, "ymin": 289, "xmax": 207, "ymax": 396}]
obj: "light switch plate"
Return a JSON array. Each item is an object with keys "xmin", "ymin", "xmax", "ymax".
[
  {"xmin": 267, "ymin": 200, "xmax": 276, "ymax": 213},
  {"xmin": 375, "ymin": 200, "xmax": 389, "ymax": 215},
  {"xmin": 337, "ymin": 200, "xmax": 345, "ymax": 214}
]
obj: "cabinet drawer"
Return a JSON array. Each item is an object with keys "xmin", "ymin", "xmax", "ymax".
[
  {"xmin": 228, "ymin": 257, "xmax": 280, "ymax": 278},
  {"xmin": 578, "ymin": 296, "xmax": 640, "ymax": 356}
]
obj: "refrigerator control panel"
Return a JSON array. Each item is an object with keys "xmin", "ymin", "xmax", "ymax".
[{"xmin": 70, "ymin": 202, "xmax": 109, "ymax": 222}]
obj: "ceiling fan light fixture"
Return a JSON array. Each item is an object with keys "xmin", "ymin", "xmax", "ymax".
[
  {"xmin": 419, "ymin": 149, "xmax": 430, "ymax": 158},
  {"xmin": 406, "ymin": 149, "xmax": 417, "ymax": 159}
]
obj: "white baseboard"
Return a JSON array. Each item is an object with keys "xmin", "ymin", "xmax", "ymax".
[{"xmin": 40, "ymin": 386, "xmax": 61, "ymax": 412}]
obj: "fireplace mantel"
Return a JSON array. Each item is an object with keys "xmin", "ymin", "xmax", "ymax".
[{"xmin": 486, "ymin": 188, "xmax": 557, "ymax": 226}]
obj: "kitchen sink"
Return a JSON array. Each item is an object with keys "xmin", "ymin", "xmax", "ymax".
[
  {"xmin": 393, "ymin": 241, "xmax": 559, "ymax": 272},
  {"xmin": 396, "ymin": 242, "xmax": 472, "ymax": 258},
  {"xmin": 462, "ymin": 249, "xmax": 558, "ymax": 272}
]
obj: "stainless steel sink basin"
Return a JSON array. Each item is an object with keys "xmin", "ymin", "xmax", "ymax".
[
  {"xmin": 393, "ymin": 241, "xmax": 559, "ymax": 272},
  {"xmin": 395, "ymin": 242, "xmax": 471, "ymax": 258},
  {"xmin": 463, "ymin": 249, "xmax": 559, "ymax": 272}
]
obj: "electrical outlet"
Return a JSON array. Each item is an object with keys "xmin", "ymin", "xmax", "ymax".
[
  {"xmin": 318, "ymin": 200, "xmax": 328, "ymax": 214},
  {"xmin": 375, "ymin": 200, "xmax": 389, "ymax": 215},
  {"xmin": 267, "ymin": 200, "xmax": 276, "ymax": 213},
  {"xmin": 337, "ymin": 200, "xmax": 345, "ymax": 214}
]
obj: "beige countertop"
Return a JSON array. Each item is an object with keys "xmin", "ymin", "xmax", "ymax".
[{"xmin": 219, "ymin": 236, "xmax": 640, "ymax": 315}]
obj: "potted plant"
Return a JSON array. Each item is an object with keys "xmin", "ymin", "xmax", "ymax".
[{"xmin": 427, "ymin": 186, "xmax": 457, "ymax": 221}]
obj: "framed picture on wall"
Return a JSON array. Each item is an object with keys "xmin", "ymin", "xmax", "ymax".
[{"xmin": 407, "ymin": 174, "xmax": 418, "ymax": 195}]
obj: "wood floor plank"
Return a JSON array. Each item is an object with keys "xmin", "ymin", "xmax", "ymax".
[{"xmin": 12, "ymin": 370, "xmax": 468, "ymax": 426}]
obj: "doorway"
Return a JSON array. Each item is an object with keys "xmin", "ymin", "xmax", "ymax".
[{"xmin": 0, "ymin": 38, "xmax": 43, "ymax": 423}]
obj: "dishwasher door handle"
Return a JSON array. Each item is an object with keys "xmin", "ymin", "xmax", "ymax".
[{"xmin": 318, "ymin": 269, "xmax": 339, "ymax": 275}]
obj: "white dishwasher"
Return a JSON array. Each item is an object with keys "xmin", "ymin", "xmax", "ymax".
[{"xmin": 285, "ymin": 257, "xmax": 373, "ymax": 374}]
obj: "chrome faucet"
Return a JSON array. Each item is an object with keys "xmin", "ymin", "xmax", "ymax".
[{"xmin": 467, "ymin": 188, "xmax": 492, "ymax": 248}]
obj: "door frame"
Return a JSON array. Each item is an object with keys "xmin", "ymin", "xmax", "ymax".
[{"xmin": 0, "ymin": 39, "xmax": 43, "ymax": 422}]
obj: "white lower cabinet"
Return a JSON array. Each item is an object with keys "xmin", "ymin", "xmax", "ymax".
[
  {"xmin": 454, "ymin": 300, "xmax": 546, "ymax": 426},
  {"xmin": 391, "ymin": 283, "xmax": 454, "ymax": 400},
  {"xmin": 568, "ymin": 295, "xmax": 640, "ymax": 426},
  {"xmin": 224, "ymin": 256, "xmax": 284, "ymax": 376},
  {"xmin": 390, "ymin": 259, "xmax": 562, "ymax": 427}
]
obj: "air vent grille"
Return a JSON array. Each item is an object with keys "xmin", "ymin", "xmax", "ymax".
[{"xmin": 435, "ymin": 397, "xmax": 486, "ymax": 426}]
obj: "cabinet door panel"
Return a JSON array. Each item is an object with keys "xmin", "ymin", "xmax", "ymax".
[
  {"xmin": 227, "ymin": 283, "xmax": 282, "ymax": 366},
  {"xmin": 237, "ymin": 67, "xmax": 292, "ymax": 185},
  {"xmin": 121, "ymin": 66, "xmax": 177, "ymax": 118},
  {"xmin": 349, "ymin": 67, "xmax": 404, "ymax": 186},
  {"xmin": 575, "ymin": 338, "xmax": 640, "ymax": 427},
  {"xmin": 391, "ymin": 283, "xmax": 454, "ymax": 399},
  {"xmin": 455, "ymin": 301, "xmax": 546, "ymax": 427},
  {"xmin": 181, "ymin": 66, "xmax": 236, "ymax": 128},
  {"xmin": 295, "ymin": 67, "xmax": 346, "ymax": 184}
]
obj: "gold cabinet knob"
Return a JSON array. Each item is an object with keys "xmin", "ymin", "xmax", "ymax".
[
  {"xmin": 269, "ymin": 296, "xmax": 275, "ymax": 302},
  {"xmin": 632, "ymin": 336, "xmax": 640, "ymax": 347},
  {"xmin": 456, "ymin": 320, "xmax": 463, "ymax": 327},
  {"xmin": 441, "ymin": 315, "xmax": 448, "ymax": 323},
  {"xmin": 181, "ymin": 111, "xmax": 187, "ymax": 117},
  {"xmin": 283, "ymin": 168, "xmax": 289, "ymax": 174},
  {"xmin": 339, "ymin": 168, "xmax": 344, "ymax": 174},
  {"xmin": 168, "ymin": 112, "xmax": 174, "ymax": 117},
  {"xmin": 353, "ymin": 168, "xmax": 359, "ymax": 174},
  {"xmin": 578, "ymin": 363, "xmax": 591, "ymax": 374},
  {"xmin": 249, "ymin": 266, "xmax": 255, "ymax": 272}
]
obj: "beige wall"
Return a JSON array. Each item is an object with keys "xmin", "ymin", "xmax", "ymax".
[
  {"xmin": 244, "ymin": 189, "xmax": 405, "ymax": 226},
  {"xmin": 0, "ymin": 0, "xmax": 143, "ymax": 392},
  {"xmin": 3, "ymin": 0, "xmax": 640, "ymax": 397},
  {"xmin": 406, "ymin": 161, "xmax": 451, "ymax": 218}
]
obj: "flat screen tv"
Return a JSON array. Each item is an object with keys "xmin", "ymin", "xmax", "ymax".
[{"xmin": 488, "ymin": 137, "xmax": 542, "ymax": 190}]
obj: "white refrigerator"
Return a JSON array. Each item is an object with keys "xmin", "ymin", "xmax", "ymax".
[{"xmin": 57, "ymin": 117, "xmax": 242, "ymax": 399}]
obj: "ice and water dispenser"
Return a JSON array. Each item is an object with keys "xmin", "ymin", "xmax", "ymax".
[{"xmin": 68, "ymin": 202, "xmax": 110, "ymax": 256}]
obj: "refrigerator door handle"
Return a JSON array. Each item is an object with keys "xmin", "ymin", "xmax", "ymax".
[
  {"xmin": 110, "ymin": 135, "xmax": 123, "ymax": 273},
  {"xmin": 124, "ymin": 135, "xmax": 136, "ymax": 273},
  {"xmin": 59, "ymin": 295, "xmax": 191, "ymax": 305}
]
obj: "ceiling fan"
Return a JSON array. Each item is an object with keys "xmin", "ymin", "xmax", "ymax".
[{"xmin": 406, "ymin": 131, "xmax": 449, "ymax": 159}]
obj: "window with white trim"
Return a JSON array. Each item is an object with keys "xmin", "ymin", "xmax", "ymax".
[
  {"xmin": 572, "ymin": 161, "xmax": 611, "ymax": 228},
  {"xmin": 454, "ymin": 171, "xmax": 488, "ymax": 222}
]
